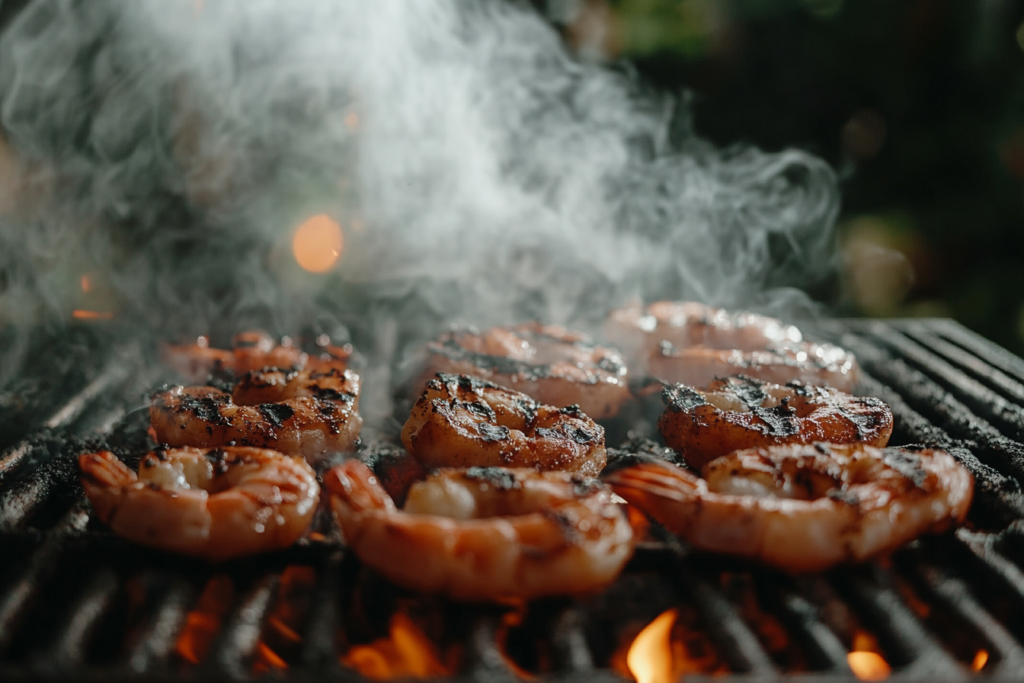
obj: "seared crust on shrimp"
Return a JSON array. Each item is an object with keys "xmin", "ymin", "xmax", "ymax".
[
  {"xmin": 79, "ymin": 447, "xmax": 319, "ymax": 561},
  {"xmin": 151, "ymin": 366, "xmax": 362, "ymax": 463},
  {"xmin": 423, "ymin": 322, "xmax": 630, "ymax": 419},
  {"xmin": 325, "ymin": 461, "xmax": 633, "ymax": 601},
  {"xmin": 659, "ymin": 376, "xmax": 893, "ymax": 469},
  {"xmin": 603, "ymin": 444, "xmax": 973, "ymax": 572},
  {"xmin": 163, "ymin": 330, "xmax": 353, "ymax": 383},
  {"xmin": 402, "ymin": 373, "xmax": 606, "ymax": 477},
  {"xmin": 604, "ymin": 301, "xmax": 859, "ymax": 392}
]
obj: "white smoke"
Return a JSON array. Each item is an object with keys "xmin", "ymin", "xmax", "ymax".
[{"xmin": 0, "ymin": 0, "xmax": 838, "ymax": 387}]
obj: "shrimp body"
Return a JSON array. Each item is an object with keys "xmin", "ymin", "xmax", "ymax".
[
  {"xmin": 151, "ymin": 366, "xmax": 362, "ymax": 463},
  {"xmin": 402, "ymin": 373, "xmax": 606, "ymax": 477},
  {"xmin": 603, "ymin": 444, "xmax": 973, "ymax": 572},
  {"xmin": 422, "ymin": 322, "xmax": 630, "ymax": 419},
  {"xmin": 659, "ymin": 376, "xmax": 893, "ymax": 469},
  {"xmin": 78, "ymin": 447, "xmax": 319, "ymax": 562},
  {"xmin": 604, "ymin": 301, "xmax": 858, "ymax": 392},
  {"xmin": 325, "ymin": 461, "xmax": 634, "ymax": 601},
  {"xmin": 163, "ymin": 331, "xmax": 353, "ymax": 383}
]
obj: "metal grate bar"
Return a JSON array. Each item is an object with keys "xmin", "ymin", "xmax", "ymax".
[
  {"xmin": 904, "ymin": 555, "xmax": 1024, "ymax": 673},
  {"xmin": 32, "ymin": 568, "xmax": 120, "ymax": 670},
  {"xmin": 818, "ymin": 324, "xmax": 1024, "ymax": 484},
  {"xmin": 896, "ymin": 321, "xmax": 1024, "ymax": 406},
  {"xmin": 865, "ymin": 322, "xmax": 1024, "ymax": 442},
  {"xmin": 204, "ymin": 575, "xmax": 279, "ymax": 678},
  {"xmin": 674, "ymin": 558, "xmax": 777, "ymax": 675},
  {"xmin": 837, "ymin": 570, "xmax": 961, "ymax": 675},
  {"xmin": 0, "ymin": 502, "xmax": 90, "ymax": 655},
  {"xmin": 120, "ymin": 576, "xmax": 196, "ymax": 674},
  {"xmin": 462, "ymin": 612, "xmax": 516, "ymax": 677},
  {"xmin": 955, "ymin": 529, "xmax": 1024, "ymax": 604},
  {"xmin": 762, "ymin": 580, "xmax": 852, "ymax": 674},
  {"xmin": 547, "ymin": 606, "xmax": 594, "ymax": 673},
  {"xmin": 930, "ymin": 319, "xmax": 1024, "ymax": 386},
  {"xmin": 0, "ymin": 359, "xmax": 131, "ymax": 481},
  {"xmin": 297, "ymin": 553, "xmax": 344, "ymax": 673}
]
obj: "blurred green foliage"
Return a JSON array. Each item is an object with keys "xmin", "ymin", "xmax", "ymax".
[{"xmin": 555, "ymin": 0, "xmax": 1024, "ymax": 354}]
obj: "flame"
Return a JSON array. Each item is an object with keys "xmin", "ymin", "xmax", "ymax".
[
  {"xmin": 495, "ymin": 606, "xmax": 535, "ymax": 679},
  {"xmin": 176, "ymin": 576, "xmax": 234, "ymax": 665},
  {"xmin": 341, "ymin": 611, "xmax": 451, "ymax": 680},
  {"xmin": 292, "ymin": 214, "xmax": 343, "ymax": 273},
  {"xmin": 972, "ymin": 649, "xmax": 988, "ymax": 671},
  {"xmin": 847, "ymin": 651, "xmax": 891, "ymax": 681},
  {"xmin": 72, "ymin": 310, "xmax": 114, "ymax": 320},
  {"xmin": 80, "ymin": 275, "xmax": 91, "ymax": 292},
  {"xmin": 627, "ymin": 609, "xmax": 677, "ymax": 683}
]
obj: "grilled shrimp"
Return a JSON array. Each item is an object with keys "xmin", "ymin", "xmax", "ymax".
[
  {"xmin": 603, "ymin": 444, "xmax": 973, "ymax": 572},
  {"xmin": 78, "ymin": 447, "xmax": 319, "ymax": 562},
  {"xmin": 163, "ymin": 331, "xmax": 353, "ymax": 383},
  {"xmin": 421, "ymin": 322, "xmax": 630, "ymax": 419},
  {"xmin": 658, "ymin": 376, "xmax": 893, "ymax": 469},
  {"xmin": 604, "ymin": 301, "xmax": 859, "ymax": 392},
  {"xmin": 402, "ymin": 373, "xmax": 606, "ymax": 477},
  {"xmin": 151, "ymin": 366, "xmax": 362, "ymax": 463},
  {"xmin": 325, "ymin": 461, "xmax": 634, "ymax": 601}
]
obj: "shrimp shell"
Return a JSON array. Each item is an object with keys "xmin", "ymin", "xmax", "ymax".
[
  {"xmin": 658, "ymin": 376, "xmax": 893, "ymax": 469},
  {"xmin": 324, "ymin": 461, "xmax": 634, "ymax": 601},
  {"xmin": 150, "ymin": 366, "xmax": 362, "ymax": 464},
  {"xmin": 78, "ymin": 447, "xmax": 319, "ymax": 562},
  {"xmin": 604, "ymin": 301, "xmax": 859, "ymax": 392},
  {"xmin": 402, "ymin": 373, "xmax": 606, "ymax": 476},
  {"xmin": 422, "ymin": 322, "xmax": 630, "ymax": 419},
  {"xmin": 603, "ymin": 444, "xmax": 973, "ymax": 572}
]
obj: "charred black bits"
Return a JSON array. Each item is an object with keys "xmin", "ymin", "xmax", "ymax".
[
  {"xmin": 475, "ymin": 422, "xmax": 510, "ymax": 442},
  {"xmin": 465, "ymin": 467, "xmax": 520, "ymax": 490},
  {"xmin": 558, "ymin": 404, "xmax": 583, "ymax": 417},
  {"xmin": 827, "ymin": 488, "xmax": 861, "ymax": 506},
  {"xmin": 465, "ymin": 401, "xmax": 496, "ymax": 420},
  {"xmin": 259, "ymin": 403, "xmax": 295, "ymax": 427},
  {"xmin": 662, "ymin": 385, "xmax": 707, "ymax": 412},
  {"xmin": 751, "ymin": 405, "xmax": 799, "ymax": 436}
]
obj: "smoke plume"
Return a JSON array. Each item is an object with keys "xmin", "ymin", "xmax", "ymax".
[{"xmin": 0, "ymin": 0, "xmax": 839, "ymax": 397}]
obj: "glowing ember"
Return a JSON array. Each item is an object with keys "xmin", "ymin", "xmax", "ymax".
[
  {"xmin": 252, "ymin": 566, "xmax": 317, "ymax": 674},
  {"xmin": 72, "ymin": 310, "xmax": 114, "ymax": 320},
  {"xmin": 847, "ymin": 651, "xmax": 891, "ymax": 681},
  {"xmin": 292, "ymin": 214, "xmax": 343, "ymax": 273},
  {"xmin": 341, "ymin": 611, "xmax": 451, "ymax": 680},
  {"xmin": 627, "ymin": 608, "xmax": 677, "ymax": 683},
  {"xmin": 972, "ymin": 649, "xmax": 989, "ymax": 671},
  {"xmin": 175, "ymin": 575, "xmax": 234, "ymax": 665}
]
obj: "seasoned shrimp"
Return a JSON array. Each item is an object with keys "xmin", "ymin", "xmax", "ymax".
[
  {"xmin": 421, "ymin": 322, "xmax": 630, "ymax": 419},
  {"xmin": 402, "ymin": 373, "xmax": 606, "ymax": 477},
  {"xmin": 325, "ymin": 461, "xmax": 634, "ymax": 601},
  {"xmin": 603, "ymin": 444, "xmax": 973, "ymax": 572},
  {"xmin": 151, "ymin": 366, "xmax": 362, "ymax": 463},
  {"xmin": 78, "ymin": 447, "xmax": 319, "ymax": 561},
  {"xmin": 163, "ymin": 331, "xmax": 353, "ymax": 383},
  {"xmin": 658, "ymin": 376, "xmax": 893, "ymax": 469},
  {"xmin": 604, "ymin": 301, "xmax": 858, "ymax": 392}
]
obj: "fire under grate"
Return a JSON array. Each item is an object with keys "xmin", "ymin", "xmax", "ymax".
[{"xmin": 3, "ymin": 318, "xmax": 1024, "ymax": 682}]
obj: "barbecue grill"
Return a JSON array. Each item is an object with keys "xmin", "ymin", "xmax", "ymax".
[{"xmin": 1, "ymin": 318, "xmax": 1023, "ymax": 682}]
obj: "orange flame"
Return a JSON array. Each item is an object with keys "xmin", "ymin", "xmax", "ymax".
[
  {"xmin": 72, "ymin": 310, "xmax": 114, "ymax": 320},
  {"xmin": 176, "ymin": 576, "xmax": 234, "ymax": 665},
  {"xmin": 292, "ymin": 214, "xmax": 343, "ymax": 273},
  {"xmin": 627, "ymin": 609, "xmax": 677, "ymax": 683},
  {"xmin": 972, "ymin": 649, "xmax": 988, "ymax": 671},
  {"xmin": 847, "ymin": 651, "xmax": 891, "ymax": 681},
  {"xmin": 341, "ymin": 612, "xmax": 451, "ymax": 680}
]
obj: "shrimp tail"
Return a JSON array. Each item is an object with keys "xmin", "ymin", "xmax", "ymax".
[
  {"xmin": 78, "ymin": 451, "xmax": 137, "ymax": 523},
  {"xmin": 323, "ymin": 460, "xmax": 396, "ymax": 514}
]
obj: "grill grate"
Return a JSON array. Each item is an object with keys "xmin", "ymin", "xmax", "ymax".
[{"xmin": 2, "ymin": 318, "xmax": 1024, "ymax": 682}]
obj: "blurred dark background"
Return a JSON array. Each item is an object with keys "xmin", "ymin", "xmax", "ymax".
[{"xmin": 539, "ymin": 0, "xmax": 1024, "ymax": 355}]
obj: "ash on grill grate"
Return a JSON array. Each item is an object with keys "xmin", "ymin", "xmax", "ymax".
[{"xmin": 1, "ymin": 319, "xmax": 1024, "ymax": 682}]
